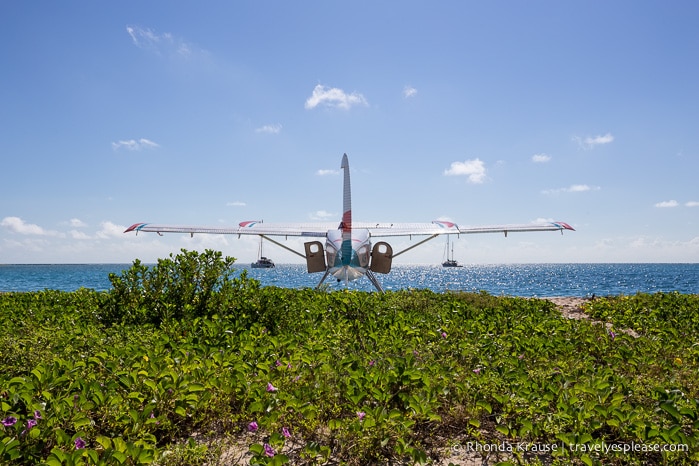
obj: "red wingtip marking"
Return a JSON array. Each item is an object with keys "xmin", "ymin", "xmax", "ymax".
[{"xmin": 559, "ymin": 222, "xmax": 575, "ymax": 231}]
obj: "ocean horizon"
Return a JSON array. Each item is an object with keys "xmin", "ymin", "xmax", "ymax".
[{"xmin": 1, "ymin": 263, "xmax": 698, "ymax": 297}]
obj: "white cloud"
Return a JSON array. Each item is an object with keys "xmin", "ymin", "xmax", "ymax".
[
  {"xmin": 126, "ymin": 26, "xmax": 158, "ymax": 48},
  {"xmin": 573, "ymin": 132, "xmax": 614, "ymax": 149},
  {"xmin": 569, "ymin": 184, "xmax": 593, "ymax": 192},
  {"xmin": 316, "ymin": 169, "xmax": 339, "ymax": 176},
  {"xmin": 532, "ymin": 153, "xmax": 551, "ymax": 163},
  {"xmin": 227, "ymin": 201, "xmax": 247, "ymax": 207},
  {"xmin": 443, "ymin": 159, "xmax": 487, "ymax": 184},
  {"xmin": 69, "ymin": 230, "xmax": 91, "ymax": 240},
  {"xmin": 126, "ymin": 26, "xmax": 200, "ymax": 59},
  {"xmin": 305, "ymin": 84, "xmax": 368, "ymax": 110},
  {"xmin": 655, "ymin": 200, "xmax": 679, "ymax": 208},
  {"xmin": 542, "ymin": 184, "xmax": 600, "ymax": 195},
  {"xmin": 96, "ymin": 221, "xmax": 128, "ymax": 239},
  {"xmin": 403, "ymin": 86, "xmax": 417, "ymax": 98},
  {"xmin": 255, "ymin": 124, "xmax": 282, "ymax": 134},
  {"xmin": 685, "ymin": 201, "xmax": 699, "ymax": 207},
  {"xmin": 1, "ymin": 217, "xmax": 60, "ymax": 236},
  {"xmin": 310, "ymin": 210, "xmax": 335, "ymax": 220},
  {"xmin": 69, "ymin": 218, "xmax": 87, "ymax": 228},
  {"xmin": 112, "ymin": 138, "xmax": 160, "ymax": 151}
]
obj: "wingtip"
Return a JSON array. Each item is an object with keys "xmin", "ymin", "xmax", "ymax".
[
  {"xmin": 557, "ymin": 222, "xmax": 575, "ymax": 231},
  {"xmin": 124, "ymin": 223, "xmax": 143, "ymax": 233}
]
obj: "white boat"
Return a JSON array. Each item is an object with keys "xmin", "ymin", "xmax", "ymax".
[
  {"xmin": 251, "ymin": 237, "xmax": 275, "ymax": 268},
  {"xmin": 442, "ymin": 236, "xmax": 462, "ymax": 268}
]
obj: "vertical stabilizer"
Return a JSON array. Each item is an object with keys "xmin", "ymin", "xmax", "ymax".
[{"xmin": 340, "ymin": 153, "xmax": 352, "ymax": 265}]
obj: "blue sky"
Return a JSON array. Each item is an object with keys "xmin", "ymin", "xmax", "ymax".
[{"xmin": 2, "ymin": 1, "xmax": 698, "ymax": 265}]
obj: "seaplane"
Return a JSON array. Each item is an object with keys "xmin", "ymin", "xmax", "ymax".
[{"xmin": 125, "ymin": 154, "xmax": 574, "ymax": 292}]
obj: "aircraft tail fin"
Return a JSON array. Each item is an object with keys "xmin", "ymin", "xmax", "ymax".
[
  {"xmin": 341, "ymin": 153, "xmax": 352, "ymax": 234},
  {"xmin": 340, "ymin": 153, "xmax": 352, "ymax": 265}
]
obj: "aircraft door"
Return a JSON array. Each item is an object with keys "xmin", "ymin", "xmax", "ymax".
[
  {"xmin": 304, "ymin": 241, "xmax": 327, "ymax": 273},
  {"xmin": 369, "ymin": 242, "xmax": 393, "ymax": 274}
]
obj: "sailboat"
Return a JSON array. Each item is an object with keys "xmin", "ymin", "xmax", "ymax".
[
  {"xmin": 251, "ymin": 236, "xmax": 275, "ymax": 268},
  {"xmin": 442, "ymin": 235, "xmax": 463, "ymax": 268}
]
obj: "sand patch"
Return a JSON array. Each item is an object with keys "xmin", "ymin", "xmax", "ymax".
[{"xmin": 545, "ymin": 296, "xmax": 639, "ymax": 338}]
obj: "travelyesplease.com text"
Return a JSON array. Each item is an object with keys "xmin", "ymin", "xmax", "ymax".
[{"xmin": 453, "ymin": 441, "xmax": 688, "ymax": 455}]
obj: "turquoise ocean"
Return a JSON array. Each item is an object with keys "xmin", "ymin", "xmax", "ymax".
[{"xmin": 1, "ymin": 263, "xmax": 698, "ymax": 297}]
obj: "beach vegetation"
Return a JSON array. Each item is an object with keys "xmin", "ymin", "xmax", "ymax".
[{"xmin": 0, "ymin": 249, "xmax": 697, "ymax": 464}]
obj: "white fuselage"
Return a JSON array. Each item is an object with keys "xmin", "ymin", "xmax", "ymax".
[{"xmin": 325, "ymin": 229, "xmax": 372, "ymax": 282}]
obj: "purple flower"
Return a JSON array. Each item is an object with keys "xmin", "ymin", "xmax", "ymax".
[
  {"xmin": 441, "ymin": 332, "xmax": 447, "ymax": 339},
  {"xmin": 248, "ymin": 421, "xmax": 259, "ymax": 432},
  {"xmin": 266, "ymin": 382, "xmax": 278, "ymax": 392},
  {"xmin": 275, "ymin": 360, "xmax": 282, "ymax": 367},
  {"xmin": 473, "ymin": 368, "xmax": 481, "ymax": 374},
  {"xmin": 282, "ymin": 426, "xmax": 291, "ymax": 438},
  {"xmin": 21, "ymin": 418, "xmax": 38, "ymax": 436},
  {"xmin": 74, "ymin": 437, "xmax": 86, "ymax": 450},
  {"xmin": 34, "ymin": 410, "xmax": 42, "ymax": 420},
  {"xmin": 368, "ymin": 360, "xmax": 375, "ymax": 367},
  {"xmin": 264, "ymin": 443, "xmax": 275, "ymax": 457},
  {"xmin": 1, "ymin": 416, "xmax": 17, "ymax": 427},
  {"xmin": 609, "ymin": 330, "xmax": 616, "ymax": 340},
  {"xmin": 357, "ymin": 411, "xmax": 366, "ymax": 421}
]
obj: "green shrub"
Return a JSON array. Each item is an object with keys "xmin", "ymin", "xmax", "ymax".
[
  {"xmin": 104, "ymin": 249, "xmax": 258, "ymax": 325},
  {"xmin": 1, "ymin": 260, "xmax": 697, "ymax": 465}
]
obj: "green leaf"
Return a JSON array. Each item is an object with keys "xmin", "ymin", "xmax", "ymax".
[
  {"xmin": 659, "ymin": 400, "xmax": 681, "ymax": 422},
  {"xmin": 96, "ymin": 436, "xmax": 112, "ymax": 449},
  {"xmin": 248, "ymin": 443, "xmax": 264, "ymax": 455},
  {"xmin": 48, "ymin": 448, "xmax": 68, "ymax": 464},
  {"xmin": 111, "ymin": 450, "xmax": 127, "ymax": 463},
  {"xmin": 270, "ymin": 454, "xmax": 290, "ymax": 466},
  {"xmin": 495, "ymin": 425, "xmax": 509, "ymax": 436},
  {"xmin": 143, "ymin": 380, "xmax": 157, "ymax": 392},
  {"xmin": 86, "ymin": 449, "xmax": 100, "ymax": 463},
  {"xmin": 476, "ymin": 400, "xmax": 492, "ymax": 414},
  {"xmin": 186, "ymin": 382, "xmax": 206, "ymax": 392},
  {"xmin": 328, "ymin": 419, "xmax": 342, "ymax": 430},
  {"xmin": 73, "ymin": 415, "xmax": 92, "ymax": 429}
]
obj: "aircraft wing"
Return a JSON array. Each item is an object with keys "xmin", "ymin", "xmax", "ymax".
[
  {"xmin": 456, "ymin": 221, "xmax": 575, "ymax": 235},
  {"xmin": 124, "ymin": 222, "xmax": 336, "ymax": 237},
  {"xmin": 125, "ymin": 220, "xmax": 574, "ymax": 237},
  {"xmin": 361, "ymin": 220, "xmax": 575, "ymax": 237}
]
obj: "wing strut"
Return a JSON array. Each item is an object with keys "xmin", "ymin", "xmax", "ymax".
[
  {"xmin": 315, "ymin": 269, "xmax": 332, "ymax": 289},
  {"xmin": 258, "ymin": 234, "xmax": 307, "ymax": 259},
  {"xmin": 366, "ymin": 270, "xmax": 385, "ymax": 293},
  {"xmin": 391, "ymin": 234, "xmax": 441, "ymax": 259}
]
